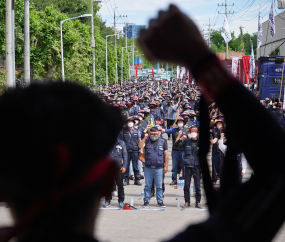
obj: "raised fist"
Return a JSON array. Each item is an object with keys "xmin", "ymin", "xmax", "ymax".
[{"xmin": 138, "ymin": 4, "xmax": 211, "ymax": 69}]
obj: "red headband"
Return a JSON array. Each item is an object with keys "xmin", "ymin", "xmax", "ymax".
[
  {"xmin": 0, "ymin": 152, "xmax": 117, "ymax": 242},
  {"xmin": 150, "ymin": 131, "xmax": 159, "ymax": 135},
  {"xmin": 191, "ymin": 127, "xmax": 198, "ymax": 131}
]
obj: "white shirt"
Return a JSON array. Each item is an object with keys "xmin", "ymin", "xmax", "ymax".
[{"xmin": 218, "ymin": 139, "xmax": 247, "ymax": 174}]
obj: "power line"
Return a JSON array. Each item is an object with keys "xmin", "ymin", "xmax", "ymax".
[
  {"xmin": 229, "ymin": 1, "xmax": 271, "ymax": 22},
  {"xmin": 211, "ymin": 5, "xmax": 220, "ymax": 26},
  {"xmin": 230, "ymin": 0, "xmax": 256, "ymax": 21},
  {"xmin": 113, "ymin": 0, "xmax": 120, "ymax": 15},
  {"xmin": 234, "ymin": 0, "xmax": 252, "ymax": 14}
]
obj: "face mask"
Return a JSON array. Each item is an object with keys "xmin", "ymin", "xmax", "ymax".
[
  {"xmin": 139, "ymin": 117, "xmax": 142, "ymax": 121},
  {"xmin": 178, "ymin": 123, "xmax": 184, "ymax": 128},
  {"xmin": 190, "ymin": 116, "xmax": 194, "ymax": 120},
  {"xmin": 150, "ymin": 106, "xmax": 154, "ymax": 109},
  {"xmin": 150, "ymin": 135, "xmax": 159, "ymax": 142},
  {"xmin": 128, "ymin": 122, "xmax": 134, "ymax": 128},
  {"xmin": 191, "ymin": 133, "xmax": 198, "ymax": 138},
  {"xmin": 135, "ymin": 120, "xmax": 139, "ymax": 125},
  {"xmin": 188, "ymin": 134, "xmax": 192, "ymax": 138},
  {"xmin": 217, "ymin": 125, "xmax": 222, "ymax": 130}
]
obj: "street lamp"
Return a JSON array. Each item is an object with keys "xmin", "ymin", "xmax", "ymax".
[
  {"xmin": 60, "ymin": 14, "xmax": 92, "ymax": 82},
  {"xmin": 128, "ymin": 51, "xmax": 138, "ymax": 80},
  {"xmin": 91, "ymin": 0, "xmax": 102, "ymax": 86},
  {"xmin": 121, "ymin": 46, "xmax": 127, "ymax": 85},
  {"xmin": 106, "ymin": 34, "xmax": 119, "ymax": 87}
]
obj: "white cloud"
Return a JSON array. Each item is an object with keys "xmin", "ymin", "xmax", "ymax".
[{"xmin": 97, "ymin": 0, "xmax": 281, "ymax": 38}]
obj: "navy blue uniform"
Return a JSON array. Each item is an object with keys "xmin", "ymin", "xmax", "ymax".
[
  {"xmin": 120, "ymin": 128, "xmax": 140, "ymax": 183},
  {"xmin": 181, "ymin": 138, "xmax": 201, "ymax": 204},
  {"xmin": 106, "ymin": 140, "xmax": 128, "ymax": 202}
]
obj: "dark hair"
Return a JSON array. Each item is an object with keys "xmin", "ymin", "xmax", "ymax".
[
  {"xmin": 150, "ymin": 127, "xmax": 158, "ymax": 132},
  {"xmin": 0, "ymin": 82, "xmax": 123, "ymax": 236}
]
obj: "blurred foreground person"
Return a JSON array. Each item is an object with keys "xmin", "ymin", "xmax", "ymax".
[
  {"xmin": 138, "ymin": 4, "xmax": 285, "ymax": 242},
  {"xmin": 0, "ymin": 82, "xmax": 123, "ymax": 242}
]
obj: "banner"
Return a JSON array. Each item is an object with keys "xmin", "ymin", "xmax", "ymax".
[
  {"xmin": 221, "ymin": 16, "xmax": 232, "ymax": 43},
  {"xmin": 232, "ymin": 57, "xmax": 239, "ymax": 77},
  {"xmin": 250, "ymin": 41, "xmax": 255, "ymax": 79},
  {"xmin": 269, "ymin": 0, "xmax": 275, "ymax": 38},
  {"xmin": 177, "ymin": 66, "xmax": 180, "ymax": 79},
  {"xmin": 152, "ymin": 68, "xmax": 154, "ymax": 78},
  {"xmin": 257, "ymin": 6, "xmax": 263, "ymax": 48},
  {"xmin": 283, "ymin": 86, "xmax": 285, "ymax": 109},
  {"xmin": 180, "ymin": 67, "xmax": 185, "ymax": 79},
  {"xmin": 242, "ymin": 56, "xmax": 250, "ymax": 84},
  {"xmin": 136, "ymin": 65, "xmax": 138, "ymax": 78}
]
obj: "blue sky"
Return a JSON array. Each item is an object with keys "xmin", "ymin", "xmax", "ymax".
[{"xmin": 97, "ymin": 0, "xmax": 285, "ymax": 38}]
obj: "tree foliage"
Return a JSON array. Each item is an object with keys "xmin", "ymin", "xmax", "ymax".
[
  {"xmin": 210, "ymin": 28, "xmax": 258, "ymax": 56},
  {"xmin": 0, "ymin": 0, "xmax": 130, "ymax": 86}
]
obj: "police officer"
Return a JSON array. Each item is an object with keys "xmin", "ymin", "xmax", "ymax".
[
  {"xmin": 162, "ymin": 116, "xmax": 186, "ymax": 185},
  {"xmin": 139, "ymin": 127, "xmax": 168, "ymax": 208},
  {"xmin": 120, "ymin": 117, "xmax": 142, "ymax": 186},
  {"xmin": 103, "ymin": 138, "xmax": 128, "ymax": 208},
  {"xmin": 176, "ymin": 127, "xmax": 202, "ymax": 208}
]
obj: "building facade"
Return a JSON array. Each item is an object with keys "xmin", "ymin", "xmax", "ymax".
[
  {"xmin": 123, "ymin": 24, "xmax": 146, "ymax": 39},
  {"xmin": 258, "ymin": 11, "xmax": 285, "ymax": 58}
]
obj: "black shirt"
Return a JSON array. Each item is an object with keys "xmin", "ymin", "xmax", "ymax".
[{"xmin": 212, "ymin": 127, "xmax": 221, "ymax": 152}]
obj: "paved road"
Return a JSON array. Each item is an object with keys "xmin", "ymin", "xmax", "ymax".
[{"xmin": 0, "ymin": 134, "xmax": 285, "ymax": 241}]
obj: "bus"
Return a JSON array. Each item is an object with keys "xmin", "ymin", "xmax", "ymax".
[{"xmin": 257, "ymin": 56, "xmax": 285, "ymax": 101}]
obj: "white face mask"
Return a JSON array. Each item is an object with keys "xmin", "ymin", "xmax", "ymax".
[
  {"xmin": 217, "ymin": 125, "xmax": 222, "ymax": 130},
  {"xmin": 191, "ymin": 133, "xmax": 198, "ymax": 138},
  {"xmin": 139, "ymin": 117, "xmax": 142, "ymax": 121},
  {"xmin": 135, "ymin": 120, "xmax": 139, "ymax": 125},
  {"xmin": 178, "ymin": 123, "xmax": 184, "ymax": 128},
  {"xmin": 128, "ymin": 122, "xmax": 134, "ymax": 128},
  {"xmin": 188, "ymin": 134, "xmax": 192, "ymax": 138}
]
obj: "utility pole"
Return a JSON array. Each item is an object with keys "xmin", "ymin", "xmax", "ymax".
[
  {"xmin": 132, "ymin": 38, "xmax": 135, "ymax": 80},
  {"xmin": 24, "ymin": 0, "xmax": 30, "ymax": 86},
  {"xmin": 114, "ymin": 8, "xmax": 118, "ymax": 85},
  {"xmin": 91, "ymin": 0, "xmax": 102, "ymax": 86},
  {"xmin": 6, "ymin": 0, "xmax": 14, "ymax": 90},
  {"xmin": 240, "ymin": 26, "xmax": 244, "ymax": 52},
  {"xmin": 218, "ymin": 1, "xmax": 234, "ymax": 59},
  {"xmin": 203, "ymin": 18, "xmax": 215, "ymax": 47}
]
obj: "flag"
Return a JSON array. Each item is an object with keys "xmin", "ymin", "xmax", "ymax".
[
  {"xmin": 250, "ymin": 41, "xmax": 255, "ymax": 79},
  {"xmin": 180, "ymin": 67, "xmax": 185, "ymax": 79},
  {"xmin": 138, "ymin": 153, "xmax": 145, "ymax": 164},
  {"xmin": 283, "ymin": 86, "xmax": 285, "ymax": 109},
  {"xmin": 152, "ymin": 68, "xmax": 154, "ymax": 78},
  {"xmin": 177, "ymin": 66, "xmax": 180, "ymax": 79},
  {"xmin": 257, "ymin": 6, "xmax": 263, "ymax": 48},
  {"xmin": 269, "ymin": 0, "xmax": 275, "ymax": 38},
  {"xmin": 242, "ymin": 56, "xmax": 250, "ymax": 84},
  {"xmin": 232, "ymin": 56, "xmax": 239, "ymax": 77},
  {"xmin": 156, "ymin": 120, "xmax": 163, "ymax": 125},
  {"xmin": 221, "ymin": 16, "xmax": 232, "ymax": 43},
  {"xmin": 136, "ymin": 65, "xmax": 138, "ymax": 78}
]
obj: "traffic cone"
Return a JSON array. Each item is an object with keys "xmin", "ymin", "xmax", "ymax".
[{"xmin": 123, "ymin": 204, "xmax": 132, "ymax": 210}]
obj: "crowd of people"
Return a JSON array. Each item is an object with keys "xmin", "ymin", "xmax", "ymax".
[
  {"xmin": 98, "ymin": 79, "xmax": 248, "ymax": 209},
  {"xmin": 1, "ymin": 4, "xmax": 285, "ymax": 242}
]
